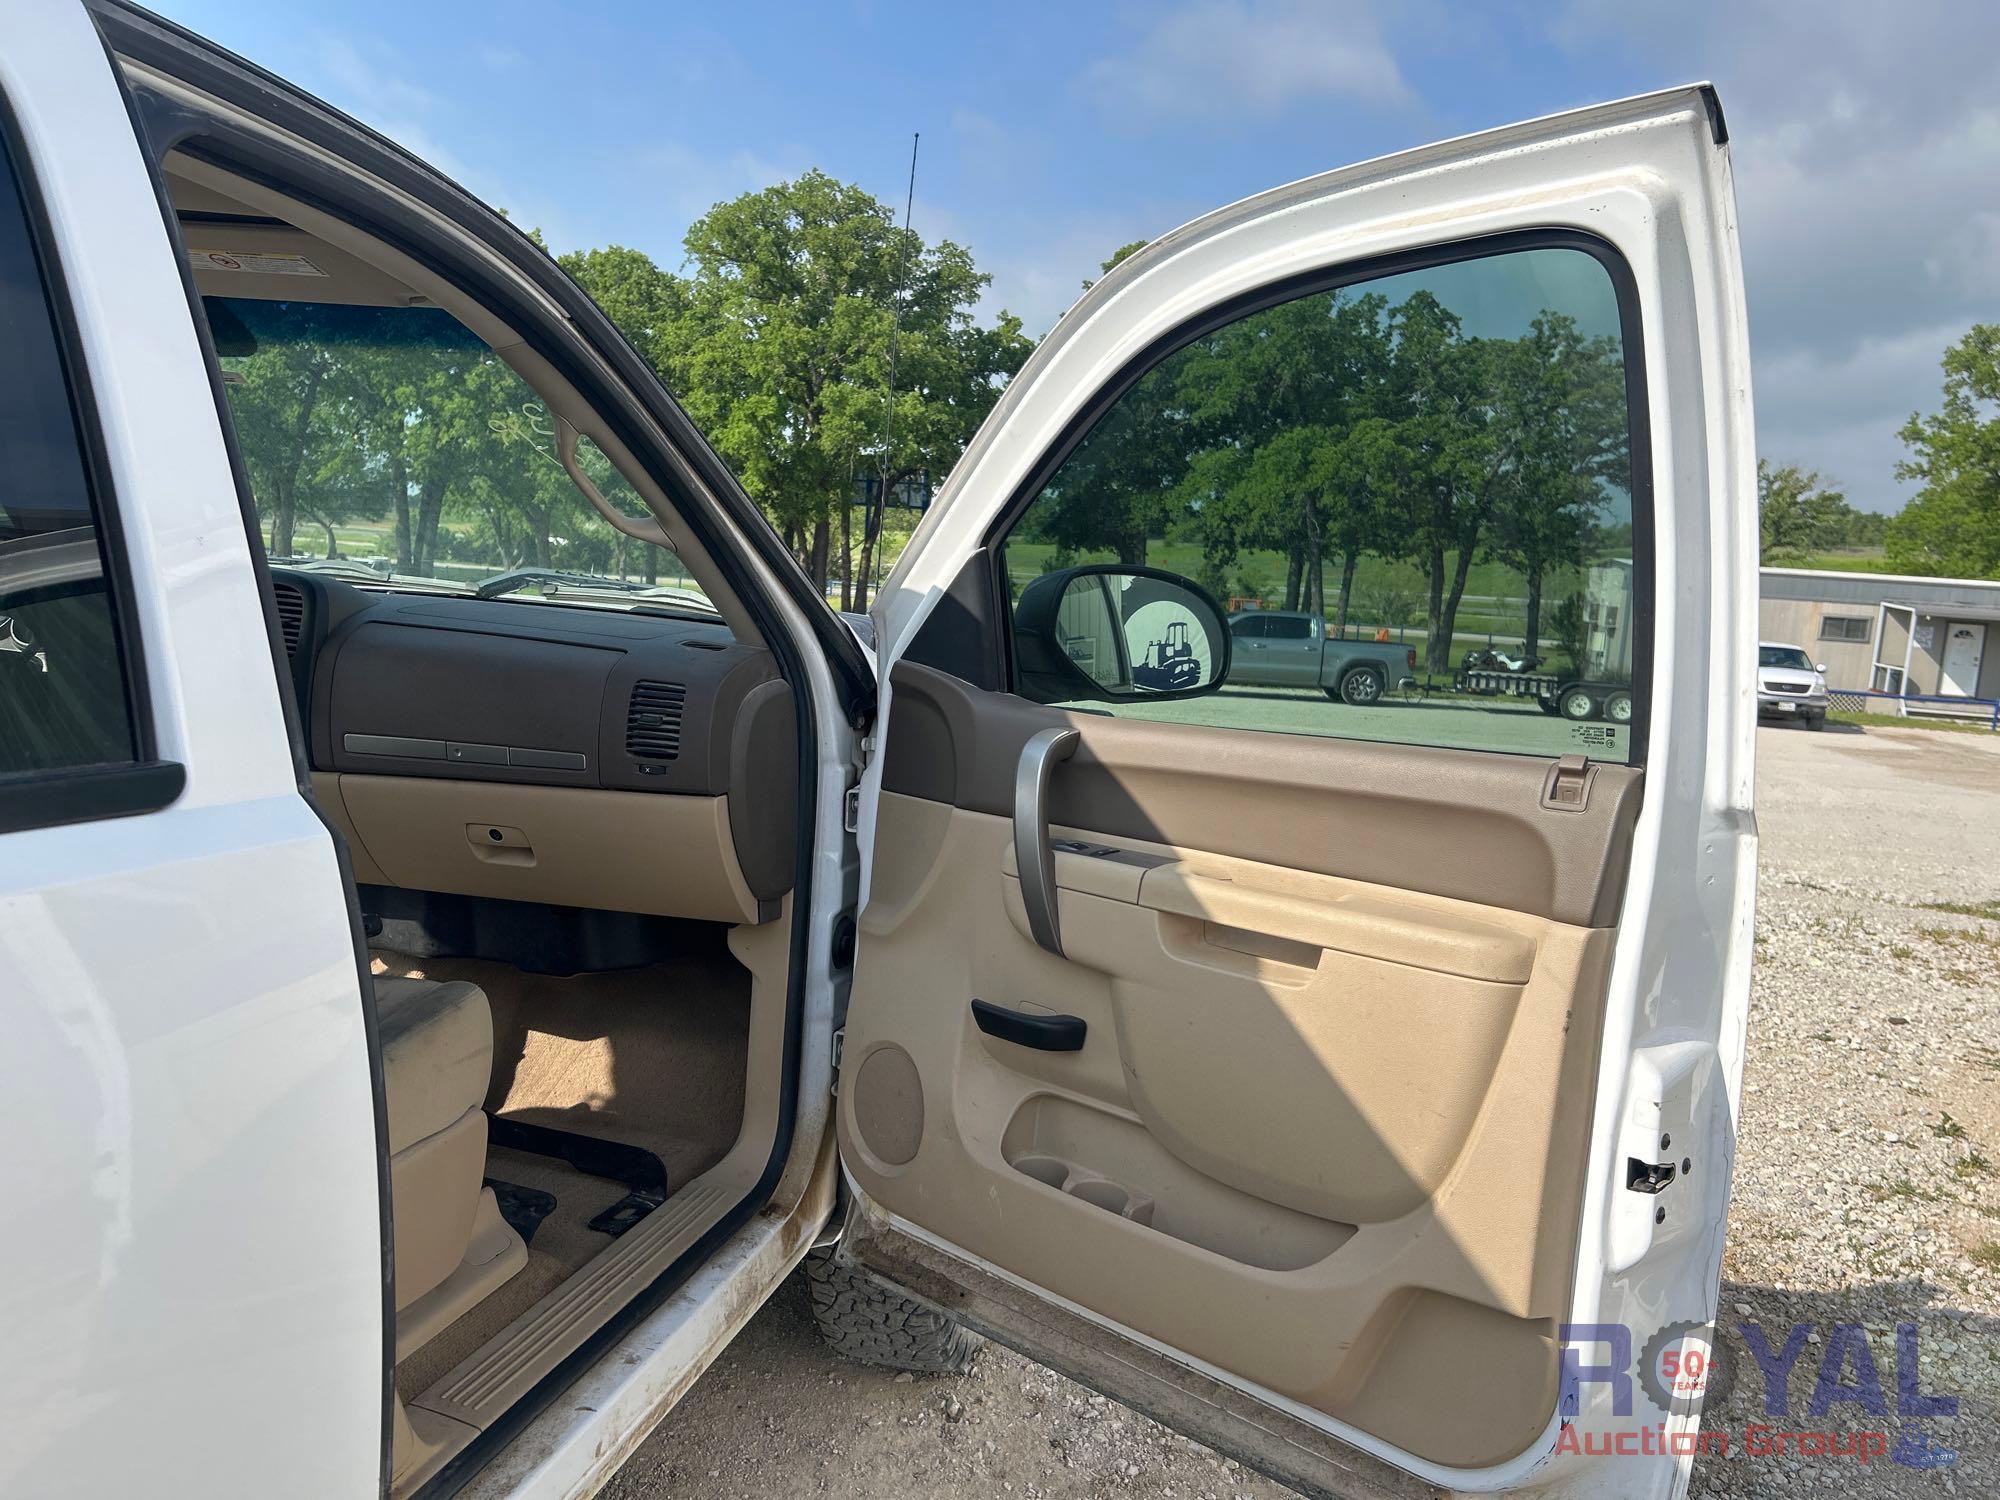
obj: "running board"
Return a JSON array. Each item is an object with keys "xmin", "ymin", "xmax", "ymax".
[{"xmin": 406, "ymin": 1180, "xmax": 736, "ymax": 1436}]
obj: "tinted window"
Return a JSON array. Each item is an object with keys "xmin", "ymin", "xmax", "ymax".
[
  {"xmin": 0, "ymin": 135, "xmax": 139, "ymax": 776},
  {"xmin": 998, "ymin": 245, "xmax": 1641, "ymax": 762},
  {"xmin": 1230, "ymin": 615, "xmax": 1268, "ymax": 638},
  {"xmin": 1759, "ymin": 646, "xmax": 1813, "ymax": 670},
  {"xmin": 209, "ymin": 297, "xmax": 710, "ymax": 616}
]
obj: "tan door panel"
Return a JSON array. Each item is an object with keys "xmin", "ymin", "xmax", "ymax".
[
  {"xmin": 885, "ymin": 662, "xmax": 1642, "ymax": 926},
  {"xmin": 849, "ymin": 764, "xmax": 1622, "ymax": 1469}
]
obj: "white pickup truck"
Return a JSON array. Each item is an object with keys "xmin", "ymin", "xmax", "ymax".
[{"xmin": 0, "ymin": 6, "xmax": 1759, "ymax": 1498}]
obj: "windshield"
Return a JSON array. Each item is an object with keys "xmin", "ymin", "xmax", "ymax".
[
  {"xmin": 1759, "ymin": 645, "xmax": 1814, "ymax": 670},
  {"xmin": 210, "ymin": 297, "xmax": 711, "ymax": 613}
]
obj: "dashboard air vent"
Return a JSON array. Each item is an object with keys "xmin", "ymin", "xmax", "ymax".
[
  {"xmin": 625, "ymin": 679, "xmax": 687, "ymax": 762},
  {"xmin": 272, "ymin": 580, "xmax": 305, "ymax": 658}
]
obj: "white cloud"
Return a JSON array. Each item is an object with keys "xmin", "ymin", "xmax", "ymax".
[
  {"xmin": 1079, "ymin": 0, "xmax": 1411, "ymax": 124},
  {"xmin": 1553, "ymin": 1, "xmax": 2000, "ymax": 508}
]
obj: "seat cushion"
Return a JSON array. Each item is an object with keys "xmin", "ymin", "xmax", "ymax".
[{"xmin": 373, "ymin": 977, "xmax": 493, "ymax": 1155}]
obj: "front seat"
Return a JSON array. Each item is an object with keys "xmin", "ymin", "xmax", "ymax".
[{"xmin": 374, "ymin": 976, "xmax": 525, "ymax": 1356}]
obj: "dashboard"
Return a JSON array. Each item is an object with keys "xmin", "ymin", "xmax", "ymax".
[{"xmin": 274, "ymin": 569, "xmax": 795, "ymax": 926}]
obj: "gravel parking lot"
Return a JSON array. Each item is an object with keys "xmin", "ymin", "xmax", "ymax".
[{"xmin": 603, "ymin": 720, "xmax": 1999, "ymax": 1500}]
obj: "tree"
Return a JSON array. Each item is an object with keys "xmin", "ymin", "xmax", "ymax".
[
  {"xmin": 1169, "ymin": 287, "xmax": 1396, "ymax": 617},
  {"xmin": 1486, "ymin": 314, "xmax": 1628, "ymax": 659},
  {"xmin": 1548, "ymin": 592, "xmax": 1588, "ymax": 674},
  {"xmin": 660, "ymin": 171, "xmax": 1032, "ymax": 605},
  {"xmin": 1887, "ymin": 324, "xmax": 2000, "ymax": 579},
  {"xmin": 1758, "ymin": 461, "xmax": 1850, "ymax": 565}
]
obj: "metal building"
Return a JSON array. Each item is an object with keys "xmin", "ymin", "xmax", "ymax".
[{"xmin": 1759, "ymin": 567, "xmax": 2000, "ymax": 701}]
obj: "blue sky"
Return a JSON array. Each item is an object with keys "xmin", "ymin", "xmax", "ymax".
[{"xmin": 152, "ymin": 0, "xmax": 2000, "ymax": 513}]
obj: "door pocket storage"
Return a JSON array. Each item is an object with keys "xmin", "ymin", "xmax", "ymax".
[
  {"xmin": 1012, "ymin": 1153, "xmax": 1159, "ymax": 1228},
  {"xmin": 1003, "ymin": 1095, "xmax": 1352, "ymax": 1272}
]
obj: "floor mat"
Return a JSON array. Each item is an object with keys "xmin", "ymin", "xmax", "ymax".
[{"xmin": 373, "ymin": 944, "xmax": 750, "ymax": 1189}]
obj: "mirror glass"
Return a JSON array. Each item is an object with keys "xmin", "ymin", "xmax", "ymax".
[{"xmin": 1017, "ymin": 567, "xmax": 1228, "ymax": 702}]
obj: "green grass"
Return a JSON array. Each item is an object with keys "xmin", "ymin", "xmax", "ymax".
[
  {"xmin": 1917, "ymin": 899, "xmax": 2000, "ymax": 921},
  {"xmin": 1828, "ymin": 711, "xmax": 1993, "ymax": 735},
  {"xmin": 1786, "ymin": 549, "xmax": 1892, "ymax": 574}
]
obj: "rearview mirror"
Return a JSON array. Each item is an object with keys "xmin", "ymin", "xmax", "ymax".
[{"xmin": 1013, "ymin": 565, "xmax": 1231, "ymax": 704}]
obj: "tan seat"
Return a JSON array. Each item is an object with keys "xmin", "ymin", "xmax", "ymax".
[{"xmin": 374, "ymin": 977, "xmax": 525, "ymax": 1356}]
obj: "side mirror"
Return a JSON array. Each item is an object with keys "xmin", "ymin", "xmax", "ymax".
[
  {"xmin": 1815, "ymin": 662, "xmax": 1828, "ymax": 674},
  {"xmin": 1013, "ymin": 565, "xmax": 1231, "ymax": 704}
]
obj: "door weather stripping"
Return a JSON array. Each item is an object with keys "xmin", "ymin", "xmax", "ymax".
[{"xmin": 1014, "ymin": 727, "xmax": 1080, "ymax": 957}]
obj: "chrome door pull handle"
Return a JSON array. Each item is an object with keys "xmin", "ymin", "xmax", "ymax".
[{"xmin": 1014, "ymin": 726, "xmax": 1081, "ymax": 958}]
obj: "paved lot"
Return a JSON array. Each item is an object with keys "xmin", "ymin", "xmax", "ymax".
[{"xmin": 603, "ymin": 721, "xmax": 1999, "ymax": 1500}]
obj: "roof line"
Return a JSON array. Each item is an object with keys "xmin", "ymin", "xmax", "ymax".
[{"xmin": 1760, "ymin": 566, "xmax": 2000, "ymax": 591}]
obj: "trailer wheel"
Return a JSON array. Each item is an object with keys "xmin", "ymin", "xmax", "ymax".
[
  {"xmin": 1559, "ymin": 686, "xmax": 1600, "ymax": 721},
  {"xmin": 1604, "ymin": 690, "xmax": 1634, "ymax": 725},
  {"xmin": 1536, "ymin": 695, "xmax": 1563, "ymax": 717}
]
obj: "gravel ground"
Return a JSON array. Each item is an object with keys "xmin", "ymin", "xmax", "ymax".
[{"xmin": 602, "ymin": 720, "xmax": 2000, "ymax": 1500}]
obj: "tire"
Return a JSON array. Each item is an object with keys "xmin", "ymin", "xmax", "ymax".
[
  {"xmin": 1338, "ymin": 668, "xmax": 1385, "ymax": 705},
  {"xmin": 1536, "ymin": 695, "xmax": 1563, "ymax": 717},
  {"xmin": 1559, "ymin": 686, "xmax": 1599, "ymax": 721},
  {"xmin": 1604, "ymin": 690, "xmax": 1634, "ymax": 725},
  {"xmin": 804, "ymin": 1248, "xmax": 983, "ymax": 1374},
  {"xmin": 1806, "ymin": 713, "xmax": 1825, "ymax": 732}
]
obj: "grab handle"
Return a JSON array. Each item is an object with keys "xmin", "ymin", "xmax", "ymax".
[{"xmin": 1013, "ymin": 726, "xmax": 1080, "ymax": 957}]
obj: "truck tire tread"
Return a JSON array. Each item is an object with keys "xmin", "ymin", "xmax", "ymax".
[{"xmin": 804, "ymin": 1248, "xmax": 983, "ymax": 1374}]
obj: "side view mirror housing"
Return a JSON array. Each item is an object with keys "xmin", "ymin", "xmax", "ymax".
[
  {"xmin": 1013, "ymin": 565, "xmax": 1232, "ymax": 705},
  {"xmin": 1815, "ymin": 662, "xmax": 1828, "ymax": 674}
]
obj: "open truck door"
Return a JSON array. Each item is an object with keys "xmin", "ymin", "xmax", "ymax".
[{"xmin": 837, "ymin": 86, "xmax": 1758, "ymax": 1500}]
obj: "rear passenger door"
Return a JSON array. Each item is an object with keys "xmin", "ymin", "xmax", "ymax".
[
  {"xmin": 0, "ymin": 10, "xmax": 381, "ymax": 1497},
  {"xmin": 841, "ymin": 88, "xmax": 1757, "ymax": 1500}
]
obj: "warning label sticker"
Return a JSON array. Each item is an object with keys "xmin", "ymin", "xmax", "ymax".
[
  {"xmin": 1570, "ymin": 723, "xmax": 1620, "ymax": 749},
  {"xmin": 186, "ymin": 249, "xmax": 327, "ymax": 277}
]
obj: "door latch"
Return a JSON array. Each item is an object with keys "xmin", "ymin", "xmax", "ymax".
[
  {"xmin": 1625, "ymin": 1157, "xmax": 1678, "ymax": 1194},
  {"xmin": 843, "ymin": 785, "xmax": 862, "ymax": 833}
]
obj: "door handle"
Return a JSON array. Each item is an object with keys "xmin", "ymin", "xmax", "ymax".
[
  {"xmin": 971, "ymin": 998, "xmax": 1087, "ymax": 1051},
  {"xmin": 1014, "ymin": 726, "xmax": 1080, "ymax": 957}
]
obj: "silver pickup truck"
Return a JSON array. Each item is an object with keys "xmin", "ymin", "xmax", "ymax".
[{"xmin": 1226, "ymin": 610, "xmax": 1418, "ymax": 703}]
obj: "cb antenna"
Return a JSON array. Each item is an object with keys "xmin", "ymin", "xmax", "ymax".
[{"xmin": 865, "ymin": 132, "xmax": 919, "ymax": 605}]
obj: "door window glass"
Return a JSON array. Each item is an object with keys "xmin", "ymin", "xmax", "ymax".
[
  {"xmin": 208, "ymin": 297, "xmax": 710, "ymax": 615},
  {"xmin": 997, "ymin": 244, "xmax": 1642, "ymax": 762},
  {"xmin": 0, "ymin": 136, "xmax": 140, "ymax": 776}
]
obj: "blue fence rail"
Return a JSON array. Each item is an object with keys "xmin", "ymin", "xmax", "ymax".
[{"xmin": 1828, "ymin": 688, "xmax": 2000, "ymax": 730}]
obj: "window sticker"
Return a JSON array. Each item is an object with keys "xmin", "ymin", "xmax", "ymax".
[{"xmin": 186, "ymin": 248, "xmax": 327, "ymax": 277}]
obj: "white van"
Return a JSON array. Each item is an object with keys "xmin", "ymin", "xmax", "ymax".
[{"xmin": 0, "ymin": 5, "xmax": 1758, "ymax": 1497}]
